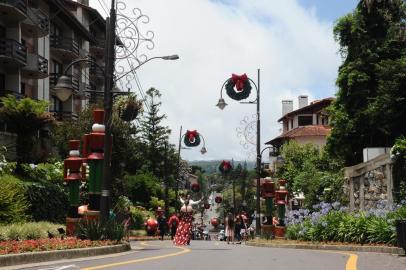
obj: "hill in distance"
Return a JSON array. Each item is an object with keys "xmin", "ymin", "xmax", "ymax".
[{"xmin": 188, "ymin": 160, "xmax": 255, "ymax": 174}]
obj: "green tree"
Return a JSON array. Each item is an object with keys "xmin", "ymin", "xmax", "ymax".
[
  {"xmin": 140, "ymin": 88, "xmax": 171, "ymax": 178},
  {"xmin": 123, "ymin": 173, "xmax": 163, "ymax": 208},
  {"xmin": 278, "ymin": 141, "xmax": 344, "ymax": 208},
  {"xmin": 0, "ymin": 95, "xmax": 54, "ymax": 164},
  {"xmin": 327, "ymin": 0, "xmax": 406, "ymax": 165}
]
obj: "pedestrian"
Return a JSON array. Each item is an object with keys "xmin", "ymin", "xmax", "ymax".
[
  {"xmin": 156, "ymin": 207, "xmax": 167, "ymax": 240},
  {"xmin": 122, "ymin": 206, "xmax": 133, "ymax": 241},
  {"xmin": 174, "ymin": 194, "xmax": 203, "ymax": 246},
  {"xmin": 234, "ymin": 215, "xmax": 242, "ymax": 243},
  {"xmin": 168, "ymin": 212, "xmax": 179, "ymax": 240},
  {"xmin": 225, "ymin": 211, "xmax": 234, "ymax": 244}
]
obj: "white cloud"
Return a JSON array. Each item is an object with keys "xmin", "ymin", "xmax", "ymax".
[{"xmin": 89, "ymin": 0, "xmax": 341, "ymax": 161}]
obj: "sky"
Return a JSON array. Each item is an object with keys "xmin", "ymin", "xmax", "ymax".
[{"xmin": 89, "ymin": 0, "xmax": 359, "ymax": 162}]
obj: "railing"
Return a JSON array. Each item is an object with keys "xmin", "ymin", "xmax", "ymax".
[
  {"xmin": 26, "ymin": 7, "xmax": 49, "ymax": 34},
  {"xmin": 90, "ymin": 62, "xmax": 105, "ymax": 78},
  {"xmin": 90, "ymin": 35, "xmax": 106, "ymax": 48},
  {"xmin": 49, "ymin": 73, "xmax": 79, "ymax": 93},
  {"xmin": 0, "ymin": 38, "xmax": 27, "ymax": 64},
  {"xmin": 37, "ymin": 54, "xmax": 48, "ymax": 75},
  {"xmin": 0, "ymin": 0, "xmax": 27, "ymax": 14},
  {"xmin": 49, "ymin": 110, "xmax": 78, "ymax": 121},
  {"xmin": 50, "ymin": 36, "xmax": 79, "ymax": 56}
]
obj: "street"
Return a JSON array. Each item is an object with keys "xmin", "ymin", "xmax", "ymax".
[{"xmin": 7, "ymin": 240, "xmax": 406, "ymax": 270}]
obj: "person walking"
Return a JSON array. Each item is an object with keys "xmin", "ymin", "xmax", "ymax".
[
  {"xmin": 156, "ymin": 207, "xmax": 167, "ymax": 240},
  {"xmin": 168, "ymin": 213, "xmax": 179, "ymax": 240},
  {"xmin": 174, "ymin": 194, "xmax": 202, "ymax": 246},
  {"xmin": 225, "ymin": 211, "xmax": 235, "ymax": 244},
  {"xmin": 234, "ymin": 215, "xmax": 243, "ymax": 244}
]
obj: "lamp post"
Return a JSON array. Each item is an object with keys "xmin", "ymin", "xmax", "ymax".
[
  {"xmin": 54, "ymin": 0, "xmax": 179, "ymax": 220},
  {"xmin": 216, "ymin": 69, "xmax": 261, "ymax": 236},
  {"xmin": 175, "ymin": 127, "xmax": 208, "ymax": 201}
]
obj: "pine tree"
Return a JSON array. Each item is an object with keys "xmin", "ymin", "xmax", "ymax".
[
  {"xmin": 327, "ymin": 0, "xmax": 406, "ymax": 165},
  {"xmin": 140, "ymin": 88, "xmax": 171, "ymax": 177}
]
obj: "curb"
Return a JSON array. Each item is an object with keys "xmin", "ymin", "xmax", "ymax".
[
  {"xmin": 246, "ymin": 241, "xmax": 406, "ymax": 255},
  {"xmin": 0, "ymin": 243, "xmax": 131, "ymax": 267}
]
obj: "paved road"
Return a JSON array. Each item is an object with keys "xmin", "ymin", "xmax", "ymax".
[{"xmin": 6, "ymin": 240, "xmax": 406, "ymax": 270}]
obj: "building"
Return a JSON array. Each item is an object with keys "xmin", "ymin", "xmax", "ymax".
[
  {"xmin": 265, "ymin": 95, "xmax": 334, "ymax": 172},
  {"xmin": 0, "ymin": 0, "xmax": 107, "ymax": 158}
]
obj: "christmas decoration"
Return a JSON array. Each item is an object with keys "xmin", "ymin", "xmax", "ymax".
[
  {"xmin": 211, "ymin": 218, "xmax": 219, "ymax": 227},
  {"xmin": 204, "ymin": 203, "xmax": 210, "ymax": 209},
  {"xmin": 219, "ymin": 160, "xmax": 232, "ymax": 174},
  {"xmin": 191, "ymin": 183, "xmax": 200, "ymax": 193},
  {"xmin": 114, "ymin": 94, "xmax": 143, "ymax": 122},
  {"xmin": 183, "ymin": 130, "xmax": 201, "ymax": 147},
  {"xmin": 225, "ymin": 73, "xmax": 252, "ymax": 101},
  {"xmin": 215, "ymin": 195, "xmax": 222, "ymax": 204}
]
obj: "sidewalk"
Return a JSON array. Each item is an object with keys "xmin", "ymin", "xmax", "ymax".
[{"xmin": 246, "ymin": 239, "xmax": 405, "ymax": 255}]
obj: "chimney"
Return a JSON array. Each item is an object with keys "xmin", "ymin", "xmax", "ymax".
[
  {"xmin": 298, "ymin": 95, "xmax": 308, "ymax": 109},
  {"xmin": 282, "ymin": 100, "xmax": 293, "ymax": 116}
]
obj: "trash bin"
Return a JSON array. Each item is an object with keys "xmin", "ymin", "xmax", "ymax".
[{"xmin": 395, "ymin": 219, "xmax": 406, "ymax": 251}]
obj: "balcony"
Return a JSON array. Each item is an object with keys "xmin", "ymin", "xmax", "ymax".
[
  {"xmin": 0, "ymin": 89, "xmax": 26, "ymax": 99},
  {"xmin": 21, "ymin": 52, "xmax": 48, "ymax": 79},
  {"xmin": 49, "ymin": 110, "xmax": 78, "ymax": 121},
  {"xmin": 50, "ymin": 36, "xmax": 79, "ymax": 62},
  {"xmin": 50, "ymin": 73, "xmax": 79, "ymax": 95},
  {"xmin": 89, "ymin": 62, "xmax": 104, "ymax": 85},
  {"xmin": 0, "ymin": 0, "xmax": 27, "ymax": 23},
  {"xmin": 0, "ymin": 38, "xmax": 27, "ymax": 67},
  {"xmin": 89, "ymin": 36, "xmax": 105, "ymax": 58},
  {"xmin": 21, "ymin": 7, "xmax": 49, "ymax": 38}
]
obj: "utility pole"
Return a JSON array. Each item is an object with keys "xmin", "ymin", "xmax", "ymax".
[
  {"xmin": 175, "ymin": 126, "xmax": 182, "ymax": 205},
  {"xmin": 255, "ymin": 68, "xmax": 261, "ymax": 236},
  {"xmin": 100, "ymin": 0, "xmax": 116, "ymax": 221},
  {"xmin": 164, "ymin": 142, "xmax": 169, "ymax": 217}
]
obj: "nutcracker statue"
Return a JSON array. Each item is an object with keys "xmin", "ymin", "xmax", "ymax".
[
  {"xmin": 274, "ymin": 179, "xmax": 289, "ymax": 238},
  {"xmin": 64, "ymin": 140, "xmax": 86, "ymax": 235},
  {"xmin": 82, "ymin": 109, "xmax": 105, "ymax": 220},
  {"xmin": 260, "ymin": 179, "xmax": 275, "ymax": 236}
]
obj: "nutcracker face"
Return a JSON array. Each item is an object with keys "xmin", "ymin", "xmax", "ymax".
[
  {"xmin": 64, "ymin": 157, "xmax": 84, "ymax": 181},
  {"xmin": 261, "ymin": 181, "xmax": 275, "ymax": 198}
]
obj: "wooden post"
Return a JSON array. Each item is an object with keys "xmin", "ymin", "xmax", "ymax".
[
  {"xmin": 386, "ymin": 164, "xmax": 393, "ymax": 207},
  {"xmin": 359, "ymin": 175, "xmax": 365, "ymax": 210},
  {"xmin": 349, "ymin": 177, "xmax": 355, "ymax": 211}
]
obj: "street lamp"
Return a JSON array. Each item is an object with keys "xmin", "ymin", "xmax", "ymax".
[
  {"xmin": 216, "ymin": 69, "xmax": 261, "ymax": 236},
  {"xmin": 54, "ymin": 0, "xmax": 179, "ymax": 221},
  {"xmin": 175, "ymin": 126, "xmax": 208, "ymax": 204}
]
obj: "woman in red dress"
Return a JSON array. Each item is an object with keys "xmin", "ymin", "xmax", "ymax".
[{"xmin": 174, "ymin": 194, "xmax": 202, "ymax": 246}]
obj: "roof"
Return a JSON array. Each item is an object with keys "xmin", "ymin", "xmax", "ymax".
[
  {"xmin": 63, "ymin": 0, "xmax": 106, "ymax": 30},
  {"xmin": 265, "ymin": 125, "xmax": 331, "ymax": 146},
  {"xmin": 278, "ymin": 97, "xmax": 334, "ymax": 122}
]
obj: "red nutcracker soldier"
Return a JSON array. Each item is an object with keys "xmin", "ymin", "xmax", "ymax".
[
  {"xmin": 260, "ymin": 179, "xmax": 275, "ymax": 237},
  {"xmin": 275, "ymin": 179, "xmax": 289, "ymax": 238},
  {"xmin": 82, "ymin": 109, "xmax": 105, "ymax": 220},
  {"xmin": 64, "ymin": 140, "xmax": 86, "ymax": 235}
]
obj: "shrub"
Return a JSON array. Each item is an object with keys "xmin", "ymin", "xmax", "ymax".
[
  {"xmin": 20, "ymin": 162, "xmax": 63, "ymax": 184},
  {"xmin": 0, "ymin": 222, "xmax": 63, "ymax": 241},
  {"xmin": 76, "ymin": 220, "xmax": 125, "ymax": 242},
  {"xmin": 0, "ymin": 174, "xmax": 29, "ymax": 224},
  {"xmin": 24, "ymin": 182, "xmax": 69, "ymax": 223}
]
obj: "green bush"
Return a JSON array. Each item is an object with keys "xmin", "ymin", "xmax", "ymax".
[
  {"xmin": 20, "ymin": 162, "xmax": 63, "ymax": 184},
  {"xmin": 24, "ymin": 181, "xmax": 69, "ymax": 223},
  {"xmin": 285, "ymin": 224, "xmax": 301, "ymax": 240},
  {"xmin": 76, "ymin": 220, "xmax": 125, "ymax": 242},
  {"xmin": 0, "ymin": 222, "xmax": 63, "ymax": 241},
  {"xmin": 0, "ymin": 174, "xmax": 29, "ymax": 224}
]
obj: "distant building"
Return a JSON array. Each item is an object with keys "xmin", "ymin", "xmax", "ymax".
[{"xmin": 265, "ymin": 95, "xmax": 334, "ymax": 172}]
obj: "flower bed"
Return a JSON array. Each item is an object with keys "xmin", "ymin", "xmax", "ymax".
[
  {"xmin": 286, "ymin": 201, "xmax": 406, "ymax": 245},
  {"xmin": 0, "ymin": 238, "xmax": 116, "ymax": 255}
]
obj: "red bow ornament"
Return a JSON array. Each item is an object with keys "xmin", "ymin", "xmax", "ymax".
[
  {"xmin": 186, "ymin": 130, "xmax": 199, "ymax": 142},
  {"xmin": 231, "ymin": 73, "xmax": 248, "ymax": 91},
  {"xmin": 221, "ymin": 160, "xmax": 232, "ymax": 170}
]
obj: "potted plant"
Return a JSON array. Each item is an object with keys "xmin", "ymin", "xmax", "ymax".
[{"xmin": 114, "ymin": 94, "xmax": 143, "ymax": 122}]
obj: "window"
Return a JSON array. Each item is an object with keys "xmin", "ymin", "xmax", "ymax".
[
  {"xmin": 298, "ymin": 115, "xmax": 313, "ymax": 126},
  {"xmin": 51, "ymin": 60, "xmax": 63, "ymax": 74},
  {"xmin": 20, "ymin": 82, "xmax": 26, "ymax": 95}
]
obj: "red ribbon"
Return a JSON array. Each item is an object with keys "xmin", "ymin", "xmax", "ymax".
[
  {"xmin": 231, "ymin": 73, "xmax": 248, "ymax": 91},
  {"xmin": 186, "ymin": 130, "xmax": 199, "ymax": 141}
]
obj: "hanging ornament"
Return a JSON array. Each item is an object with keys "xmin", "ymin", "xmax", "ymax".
[
  {"xmin": 215, "ymin": 195, "xmax": 222, "ymax": 204},
  {"xmin": 219, "ymin": 160, "xmax": 232, "ymax": 174},
  {"xmin": 191, "ymin": 183, "xmax": 200, "ymax": 193},
  {"xmin": 225, "ymin": 73, "xmax": 252, "ymax": 101},
  {"xmin": 183, "ymin": 130, "xmax": 201, "ymax": 147},
  {"xmin": 204, "ymin": 202, "xmax": 210, "ymax": 209}
]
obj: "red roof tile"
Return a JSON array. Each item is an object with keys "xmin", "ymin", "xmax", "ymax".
[{"xmin": 266, "ymin": 125, "xmax": 331, "ymax": 145}]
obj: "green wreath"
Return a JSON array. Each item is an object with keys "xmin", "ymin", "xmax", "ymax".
[
  {"xmin": 183, "ymin": 130, "xmax": 201, "ymax": 147},
  {"xmin": 225, "ymin": 74, "xmax": 252, "ymax": 101}
]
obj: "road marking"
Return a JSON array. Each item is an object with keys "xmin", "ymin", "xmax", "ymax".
[
  {"xmin": 81, "ymin": 242, "xmax": 191, "ymax": 270},
  {"xmin": 36, "ymin": 265, "xmax": 78, "ymax": 270},
  {"xmin": 344, "ymin": 253, "xmax": 358, "ymax": 270}
]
